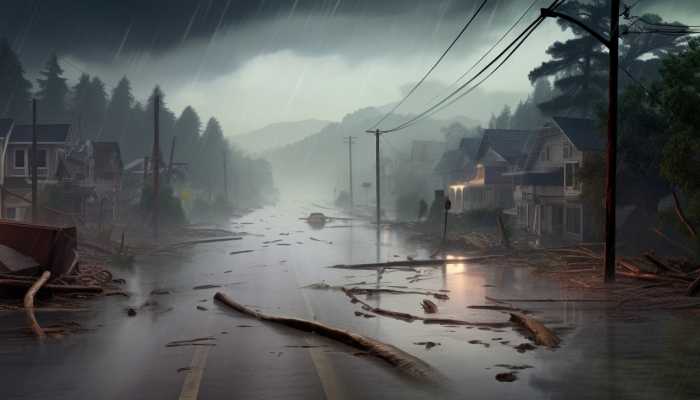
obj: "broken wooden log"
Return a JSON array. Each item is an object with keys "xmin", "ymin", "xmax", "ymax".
[
  {"xmin": 486, "ymin": 296, "xmax": 613, "ymax": 303},
  {"xmin": 344, "ymin": 289, "xmax": 510, "ymax": 327},
  {"xmin": 24, "ymin": 271, "xmax": 51, "ymax": 339},
  {"xmin": 344, "ymin": 287, "xmax": 449, "ymax": 300},
  {"xmin": 214, "ymin": 291, "xmax": 444, "ymax": 382},
  {"xmin": 509, "ymin": 312, "xmax": 560, "ymax": 348},
  {"xmin": 672, "ymin": 190, "xmax": 697, "ymax": 238},
  {"xmin": 328, "ymin": 255, "xmax": 504, "ymax": 270}
]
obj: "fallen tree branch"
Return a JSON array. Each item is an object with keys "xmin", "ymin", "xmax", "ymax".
[
  {"xmin": 509, "ymin": 312, "xmax": 560, "ymax": 348},
  {"xmin": 24, "ymin": 271, "xmax": 51, "ymax": 339},
  {"xmin": 672, "ymin": 190, "xmax": 697, "ymax": 238},
  {"xmin": 214, "ymin": 292, "xmax": 444, "ymax": 382},
  {"xmin": 328, "ymin": 255, "xmax": 504, "ymax": 270},
  {"xmin": 344, "ymin": 289, "xmax": 510, "ymax": 328}
]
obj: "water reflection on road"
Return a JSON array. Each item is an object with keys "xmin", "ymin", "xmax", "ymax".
[{"xmin": 1, "ymin": 200, "xmax": 699, "ymax": 399}]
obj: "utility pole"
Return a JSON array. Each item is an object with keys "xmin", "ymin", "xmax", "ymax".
[
  {"xmin": 223, "ymin": 150, "xmax": 229, "ymax": 202},
  {"xmin": 541, "ymin": 0, "xmax": 619, "ymax": 282},
  {"xmin": 365, "ymin": 129, "xmax": 382, "ymax": 227},
  {"xmin": 167, "ymin": 136, "xmax": 176, "ymax": 184},
  {"xmin": 343, "ymin": 136, "xmax": 355, "ymax": 209},
  {"xmin": 31, "ymin": 99, "xmax": 38, "ymax": 223},
  {"xmin": 152, "ymin": 95, "xmax": 160, "ymax": 240}
]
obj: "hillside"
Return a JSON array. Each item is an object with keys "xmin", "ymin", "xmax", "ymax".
[{"xmin": 231, "ymin": 119, "xmax": 331, "ymax": 155}]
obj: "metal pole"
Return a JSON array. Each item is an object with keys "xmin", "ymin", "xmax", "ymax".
[
  {"xmin": 31, "ymin": 99, "xmax": 37, "ymax": 223},
  {"xmin": 152, "ymin": 95, "xmax": 160, "ymax": 239},
  {"xmin": 374, "ymin": 129, "xmax": 381, "ymax": 227},
  {"xmin": 344, "ymin": 136, "xmax": 355, "ymax": 209},
  {"xmin": 604, "ymin": 0, "xmax": 620, "ymax": 283}
]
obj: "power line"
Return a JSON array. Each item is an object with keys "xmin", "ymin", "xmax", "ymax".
[
  {"xmin": 368, "ymin": 0, "xmax": 490, "ymax": 130},
  {"xmin": 427, "ymin": 0, "xmax": 542, "ymax": 108},
  {"xmin": 377, "ymin": 0, "xmax": 564, "ymax": 134}
]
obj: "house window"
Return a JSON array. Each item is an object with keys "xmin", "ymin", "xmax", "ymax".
[
  {"xmin": 5, "ymin": 207, "xmax": 16, "ymax": 220},
  {"xmin": 565, "ymin": 162, "xmax": 580, "ymax": 190},
  {"xmin": 14, "ymin": 149, "xmax": 25, "ymax": 168},
  {"xmin": 563, "ymin": 143, "xmax": 572, "ymax": 159},
  {"xmin": 540, "ymin": 146, "xmax": 551, "ymax": 162},
  {"xmin": 566, "ymin": 206, "xmax": 582, "ymax": 235}
]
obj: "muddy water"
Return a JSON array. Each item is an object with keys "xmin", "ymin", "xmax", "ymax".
[{"xmin": 1, "ymin": 200, "xmax": 699, "ymax": 399}]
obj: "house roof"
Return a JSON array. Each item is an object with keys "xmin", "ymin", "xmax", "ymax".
[
  {"xmin": 458, "ymin": 136, "xmax": 481, "ymax": 160},
  {"xmin": 552, "ymin": 116, "xmax": 605, "ymax": 152},
  {"xmin": 9, "ymin": 124, "xmax": 71, "ymax": 143},
  {"xmin": 476, "ymin": 129, "xmax": 535, "ymax": 165},
  {"xmin": 0, "ymin": 118, "xmax": 13, "ymax": 137}
]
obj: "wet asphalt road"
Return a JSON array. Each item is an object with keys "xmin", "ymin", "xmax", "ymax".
[{"xmin": 1, "ymin": 200, "xmax": 700, "ymax": 400}]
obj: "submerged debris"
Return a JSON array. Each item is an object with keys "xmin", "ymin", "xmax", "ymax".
[
  {"xmin": 495, "ymin": 372, "xmax": 517, "ymax": 382},
  {"xmin": 414, "ymin": 341, "xmax": 440, "ymax": 350}
]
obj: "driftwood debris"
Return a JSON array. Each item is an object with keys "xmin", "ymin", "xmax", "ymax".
[
  {"xmin": 509, "ymin": 312, "xmax": 560, "ymax": 348},
  {"xmin": 24, "ymin": 271, "xmax": 51, "ymax": 339},
  {"xmin": 344, "ymin": 289, "xmax": 510, "ymax": 328},
  {"xmin": 214, "ymin": 292, "xmax": 443, "ymax": 382},
  {"xmin": 329, "ymin": 255, "xmax": 503, "ymax": 270},
  {"xmin": 672, "ymin": 190, "xmax": 697, "ymax": 238}
]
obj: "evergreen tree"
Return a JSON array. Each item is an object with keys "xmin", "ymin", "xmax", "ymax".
[
  {"xmin": 36, "ymin": 53, "xmax": 69, "ymax": 122},
  {"xmin": 103, "ymin": 76, "xmax": 135, "ymax": 145},
  {"xmin": 0, "ymin": 38, "xmax": 32, "ymax": 121},
  {"xmin": 69, "ymin": 74, "xmax": 107, "ymax": 139},
  {"xmin": 196, "ymin": 117, "xmax": 226, "ymax": 195},
  {"xmin": 174, "ymin": 106, "xmax": 201, "ymax": 165}
]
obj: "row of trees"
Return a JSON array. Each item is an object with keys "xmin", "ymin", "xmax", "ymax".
[
  {"xmin": 489, "ymin": 1, "xmax": 689, "ymax": 129},
  {"xmin": 0, "ymin": 38, "xmax": 275, "ymax": 211}
]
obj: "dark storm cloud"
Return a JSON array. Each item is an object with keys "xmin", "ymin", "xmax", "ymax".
[{"xmin": 0, "ymin": 0, "xmax": 510, "ymax": 66}]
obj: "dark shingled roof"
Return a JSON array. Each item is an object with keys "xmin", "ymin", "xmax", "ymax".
[
  {"xmin": 552, "ymin": 116, "xmax": 605, "ymax": 152},
  {"xmin": 476, "ymin": 129, "xmax": 535, "ymax": 165},
  {"xmin": 10, "ymin": 124, "xmax": 71, "ymax": 143},
  {"xmin": 0, "ymin": 119, "xmax": 13, "ymax": 137}
]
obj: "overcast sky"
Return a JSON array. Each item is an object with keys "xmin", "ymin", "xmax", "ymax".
[{"xmin": 2, "ymin": 0, "xmax": 699, "ymax": 135}]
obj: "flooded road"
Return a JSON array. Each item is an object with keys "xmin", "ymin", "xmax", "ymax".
[{"xmin": 1, "ymin": 201, "xmax": 700, "ymax": 399}]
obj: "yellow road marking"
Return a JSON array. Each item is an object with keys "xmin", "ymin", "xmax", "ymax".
[{"xmin": 178, "ymin": 345, "xmax": 211, "ymax": 400}]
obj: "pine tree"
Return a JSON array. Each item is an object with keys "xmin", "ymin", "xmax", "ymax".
[
  {"xmin": 103, "ymin": 76, "xmax": 135, "ymax": 145},
  {"xmin": 36, "ymin": 53, "xmax": 69, "ymax": 122},
  {"xmin": 174, "ymin": 106, "xmax": 201, "ymax": 165},
  {"xmin": 0, "ymin": 38, "xmax": 32, "ymax": 121}
]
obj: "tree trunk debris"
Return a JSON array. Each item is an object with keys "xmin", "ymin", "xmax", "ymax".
[
  {"xmin": 24, "ymin": 270, "xmax": 51, "ymax": 339},
  {"xmin": 508, "ymin": 312, "xmax": 560, "ymax": 348},
  {"xmin": 213, "ymin": 291, "xmax": 444, "ymax": 383}
]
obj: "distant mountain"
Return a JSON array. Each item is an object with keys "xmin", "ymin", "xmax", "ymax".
[
  {"xmin": 263, "ymin": 107, "xmax": 481, "ymax": 195},
  {"xmin": 231, "ymin": 119, "xmax": 331, "ymax": 155}
]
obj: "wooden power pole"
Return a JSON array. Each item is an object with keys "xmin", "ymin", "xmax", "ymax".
[
  {"xmin": 31, "ymin": 99, "xmax": 38, "ymax": 223},
  {"xmin": 364, "ymin": 129, "xmax": 382, "ymax": 227},
  {"xmin": 344, "ymin": 136, "xmax": 355, "ymax": 209},
  {"xmin": 604, "ymin": 0, "xmax": 620, "ymax": 282},
  {"xmin": 152, "ymin": 95, "xmax": 160, "ymax": 239},
  {"xmin": 541, "ymin": 1, "xmax": 620, "ymax": 282}
]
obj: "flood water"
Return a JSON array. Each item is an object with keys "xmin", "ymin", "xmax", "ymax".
[{"xmin": 1, "ymin": 200, "xmax": 699, "ymax": 399}]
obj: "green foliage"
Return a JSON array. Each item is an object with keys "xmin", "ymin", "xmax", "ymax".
[
  {"xmin": 140, "ymin": 184, "xmax": 187, "ymax": 226},
  {"xmin": 0, "ymin": 39, "xmax": 31, "ymax": 121},
  {"xmin": 36, "ymin": 54, "xmax": 69, "ymax": 121}
]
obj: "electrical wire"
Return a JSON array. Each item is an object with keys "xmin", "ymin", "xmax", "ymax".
[
  {"xmin": 368, "ymin": 0, "xmax": 490, "ymax": 130},
  {"xmin": 374, "ymin": 0, "xmax": 564, "ymax": 134},
  {"xmin": 386, "ymin": 15, "xmax": 547, "ymax": 133},
  {"xmin": 426, "ymin": 0, "xmax": 542, "ymax": 108}
]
